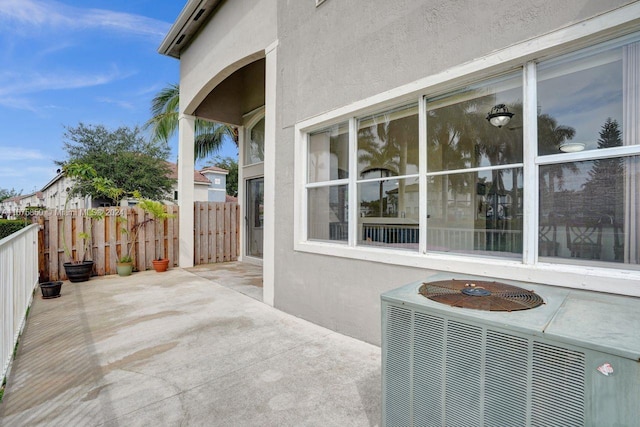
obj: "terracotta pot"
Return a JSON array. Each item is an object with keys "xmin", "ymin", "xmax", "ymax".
[{"xmin": 152, "ymin": 258, "xmax": 169, "ymax": 272}]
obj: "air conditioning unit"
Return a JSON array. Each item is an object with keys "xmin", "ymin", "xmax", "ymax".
[{"xmin": 381, "ymin": 274, "xmax": 640, "ymax": 427}]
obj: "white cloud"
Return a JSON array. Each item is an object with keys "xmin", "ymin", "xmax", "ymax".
[
  {"xmin": 0, "ymin": 65, "xmax": 134, "ymax": 98},
  {"xmin": 96, "ymin": 97, "xmax": 135, "ymax": 110},
  {"xmin": 0, "ymin": 96, "xmax": 39, "ymax": 112},
  {"xmin": 0, "ymin": 0, "xmax": 170, "ymax": 39},
  {"xmin": 0, "ymin": 146, "xmax": 48, "ymax": 161}
]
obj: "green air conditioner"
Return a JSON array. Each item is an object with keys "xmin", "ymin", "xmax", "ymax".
[{"xmin": 381, "ymin": 274, "xmax": 640, "ymax": 427}]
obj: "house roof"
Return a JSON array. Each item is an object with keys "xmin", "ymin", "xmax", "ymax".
[
  {"xmin": 158, "ymin": 0, "xmax": 222, "ymax": 59},
  {"xmin": 165, "ymin": 162, "xmax": 211, "ymax": 184},
  {"xmin": 200, "ymin": 166, "xmax": 229, "ymax": 175}
]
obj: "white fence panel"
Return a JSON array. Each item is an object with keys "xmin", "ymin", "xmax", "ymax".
[{"xmin": 1, "ymin": 224, "xmax": 39, "ymax": 382}]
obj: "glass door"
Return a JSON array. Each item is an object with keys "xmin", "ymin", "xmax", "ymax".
[{"xmin": 246, "ymin": 177, "xmax": 264, "ymax": 258}]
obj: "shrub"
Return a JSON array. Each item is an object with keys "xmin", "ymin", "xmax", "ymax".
[{"xmin": 0, "ymin": 219, "xmax": 29, "ymax": 240}]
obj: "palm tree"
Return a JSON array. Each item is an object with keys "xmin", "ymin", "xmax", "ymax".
[{"xmin": 145, "ymin": 83, "xmax": 238, "ymax": 159}]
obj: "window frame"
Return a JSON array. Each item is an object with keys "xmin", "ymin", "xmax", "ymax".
[{"xmin": 293, "ymin": 7, "xmax": 640, "ymax": 297}]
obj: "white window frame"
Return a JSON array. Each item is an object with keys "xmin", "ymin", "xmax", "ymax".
[{"xmin": 293, "ymin": 3, "xmax": 640, "ymax": 297}]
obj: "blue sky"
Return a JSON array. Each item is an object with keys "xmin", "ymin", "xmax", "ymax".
[{"xmin": 0, "ymin": 0, "xmax": 237, "ymax": 196}]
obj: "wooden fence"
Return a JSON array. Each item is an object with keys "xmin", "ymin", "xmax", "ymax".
[
  {"xmin": 37, "ymin": 202, "xmax": 239, "ymax": 281},
  {"xmin": 194, "ymin": 202, "xmax": 240, "ymax": 265}
]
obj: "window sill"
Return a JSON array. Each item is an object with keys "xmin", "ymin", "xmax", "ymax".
[{"xmin": 293, "ymin": 240, "xmax": 640, "ymax": 297}]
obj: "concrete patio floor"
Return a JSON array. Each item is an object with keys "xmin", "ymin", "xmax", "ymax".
[{"xmin": 0, "ymin": 263, "xmax": 381, "ymax": 426}]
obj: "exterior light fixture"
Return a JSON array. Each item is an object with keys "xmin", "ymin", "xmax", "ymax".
[
  {"xmin": 559, "ymin": 142, "xmax": 585, "ymax": 153},
  {"xmin": 486, "ymin": 104, "xmax": 514, "ymax": 128}
]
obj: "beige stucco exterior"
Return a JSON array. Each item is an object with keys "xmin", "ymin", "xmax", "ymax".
[{"xmin": 164, "ymin": 0, "xmax": 640, "ymax": 345}]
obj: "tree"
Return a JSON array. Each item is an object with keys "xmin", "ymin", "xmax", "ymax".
[
  {"xmin": 145, "ymin": 83, "xmax": 238, "ymax": 159},
  {"xmin": 56, "ymin": 123, "xmax": 175, "ymax": 203},
  {"xmin": 0, "ymin": 188, "xmax": 21, "ymax": 202},
  {"xmin": 206, "ymin": 156, "xmax": 238, "ymax": 197}
]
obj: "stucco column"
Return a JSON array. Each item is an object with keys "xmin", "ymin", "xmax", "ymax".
[
  {"xmin": 178, "ymin": 113, "xmax": 195, "ymax": 268},
  {"xmin": 263, "ymin": 40, "xmax": 278, "ymax": 306}
]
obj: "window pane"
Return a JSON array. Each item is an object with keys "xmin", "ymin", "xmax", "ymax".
[
  {"xmin": 308, "ymin": 122, "xmax": 349, "ymax": 183},
  {"xmin": 539, "ymin": 156, "xmax": 639, "ymax": 266},
  {"xmin": 308, "ymin": 185, "xmax": 348, "ymax": 242},
  {"xmin": 245, "ymin": 117, "xmax": 265, "ymax": 164},
  {"xmin": 537, "ymin": 42, "xmax": 635, "ymax": 155},
  {"xmin": 427, "ymin": 168, "xmax": 523, "ymax": 257},
  {"xmin": 427, "ymin": 75, "xmax": 523, "ymax": 172},
  {"xmin": 358, "ymin": 105, "xmax": 419, "ymax": 178},
  {"xmin": 358, "ymin": 177, "xmax": 419, "ymax": 250}
]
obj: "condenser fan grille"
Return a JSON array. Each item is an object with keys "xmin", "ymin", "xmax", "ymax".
[{"xmin": 419, "ymin": 279, "xmax": 544, "ymax": 311}]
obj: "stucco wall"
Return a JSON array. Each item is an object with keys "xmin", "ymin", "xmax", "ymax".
[
  {"xmin": 179, "ymin": 0, "xmax": 277, "ymax": 115},
  {"xmin": 277, "ymin": 0, "xmax": 633, "ymax": 127},
  {"xmin": 272, "ymin": 0, "xmax": 637, "ymax": 345}
]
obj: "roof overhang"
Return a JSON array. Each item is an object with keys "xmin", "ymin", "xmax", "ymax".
[{"xmin": 158, "ymin": 0, "xmax": 222, "ymax": 59}]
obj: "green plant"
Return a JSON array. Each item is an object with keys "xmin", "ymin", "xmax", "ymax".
[
  {"xmin": 116, "ymin": 206, "xmax": 151, "ymax": 267},
  {"xmin": 61, "ymin": 163, "xmax": 123, "ymax": 263},
  {"xmin": 136, "ymin": 193, "xmax": 176, "ymax": 261},
  {"xmin": 118, "ymin": 254, "xmax": 133, "ymax": 263},
  {"xmin": 0, "ymin": 219, "xmax": 28, "ymax": 240}
]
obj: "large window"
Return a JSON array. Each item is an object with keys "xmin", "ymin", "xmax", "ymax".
[{"xmin": 302, "ymin": 33, "xmax": 640, "ymax": 271}]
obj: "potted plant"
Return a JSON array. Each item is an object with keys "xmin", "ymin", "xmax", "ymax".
[
  {"xmin": 137, "ymin": 195, "xmax": 176, "ymax": 272},
  {"xmin": 115, "ymin": 209, "xmax": 151, "ymax": 276},
  {"xmin": 39, "ymin": 281, "xmax": 63, "ymax": 299},
  {"xmin": 116, "ymin": 254, "xmax": 134, "ymax": 277},
  {"xmin": 62, "ymin": 206, "xmax": 106, "ymax": 282},
  {"xmin": 61, "ymin": 163, "xmax": 121, "ymax": 282}
]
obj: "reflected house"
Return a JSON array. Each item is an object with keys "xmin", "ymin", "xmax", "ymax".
[{"xmin": 161, "ymin": 0, "xmax": 640, "ymax": 348}]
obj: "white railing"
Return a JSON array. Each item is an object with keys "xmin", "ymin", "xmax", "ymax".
[{"xmin": 1, "ymin": 224, "xmax": 39, "ymax": 382}]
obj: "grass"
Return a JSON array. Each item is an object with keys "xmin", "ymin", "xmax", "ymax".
[{"xmin": 0, "ymin": 377, "xmax": 6, "ymax": 402}]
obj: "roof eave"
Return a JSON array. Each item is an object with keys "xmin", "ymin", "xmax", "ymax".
[{"xmin": 158, "ymin": 0, "xmax": 221, "ymax": 59}]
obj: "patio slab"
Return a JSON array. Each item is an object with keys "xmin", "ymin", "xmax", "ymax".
[{"xmin": 0, "ymin": 264, "xmax": 381, "ymax": 426}]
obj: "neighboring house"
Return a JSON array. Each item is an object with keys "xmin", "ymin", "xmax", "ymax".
[
  {"xmin": 161, "ymin": 0, "xmax": 640, "ymax": 346},
  {"xmin": 41, "ymin": 170, "xmax": 90, "ymax": 211},
  {"xmin": 165, "ymin": 162, "xmax": 229, "ymax": 204},
  {"xmin": 199, "ymin": 166, "xmax": 229, "ymax": 202},
  {"xmin": 0, "ymin": 192, "xmax": 45, "ymax": 218},
  {"xmin": 0, "ymin": 196, "xmax": 20, "ymax": 218}
]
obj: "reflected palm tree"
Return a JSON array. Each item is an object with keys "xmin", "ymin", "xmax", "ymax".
[
  {"xmin": 538, "ymin": 113, "xmax": 577, "ymax": 216},
  {"xmin": 358, "ymin": 112, "xmax": 419, "ymax": 217}
]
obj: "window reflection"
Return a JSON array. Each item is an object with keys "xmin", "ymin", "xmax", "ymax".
[
  {"xmin": 245, "ymin": 117, "xmax": 265, "ymax": 164},
  {"xmin": 358, "ymin": 105, "xmax": 419, "ymax": 177},
  {"xmin": 308, "ymin": 122, "xmax": 349, "ymax": 183},
  {"xmin": 308, "ymin": 185, "xmax": 348, "ymax": 242},
  {"xmin": 539, "ymin": 155, "xmax": 637, "ymax": 265},
  {"xmin": 537, "ymin": 47, "xmax": 623, "ymax": 155},
  {"xmin": 358, "ymin": 177, "xmax": 420, "ymax": 250},
  {"xmin": 427, "ymin": 169, "xmax": 523, "ymax": 256},
  {"xmin": 427, "ymin": 82, "xmax": 523, "ymax": 173},
  {"xmin": 426, "ymin": 75, "xmax": 523, "ymax": 258}
]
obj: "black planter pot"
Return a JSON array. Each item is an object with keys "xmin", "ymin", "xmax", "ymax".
[
  {"xmin": 40, "ymin": 281, "xmax": 63, "ymax": 299},
  {"xmin": 63, "ymin": 261, "xmax": 94, "ymax": 283}
]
